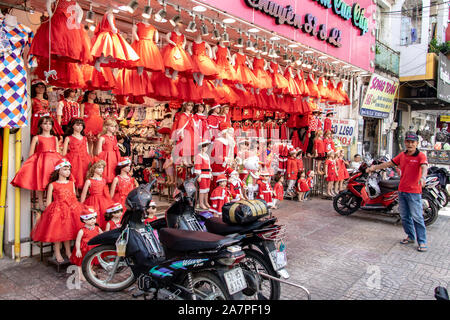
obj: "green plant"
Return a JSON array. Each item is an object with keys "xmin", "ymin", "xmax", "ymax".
[{"xmin": 428, "ymin": 38, "xmax": 450, "ymax": 54}]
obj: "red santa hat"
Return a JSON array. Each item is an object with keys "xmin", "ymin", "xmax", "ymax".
[
  {"xmin": 54, "ymin": 158, "xmax": 71, "ymax": 171},
  {"xmin": 31, "ymin": 79, "xmax": 46, "ymax": 86},
  {"xmin": 198, "ymin": 139, "xmax": 211, "ymax": 148},
  {"xmin": 219, "ymin": 121, "xmax": 229, "ymax": 134},
  {"xmin": 149, "ymin": 200, "xmax": 157, "ymax": 207},
  {"xmin": 80, "ymin": 207, "xmax": 97, "ymax": 220},
  {"xmin": 210, "ymin": 104, "xmax": 221, "ymax": 111},
  {"xmin": 260, "ymin": 170, "xmax": 270, "ymax": 176},
  {"xmin": 106, "ymin": 203, "xmax": 123, "ymax": 213},
  {"xmin": 117, "ymin": 157, "xmax": 131, "ymax": 167},
  {"xmin": 216, "ymin": 174, "xmax": 227, "ymax": 183}
]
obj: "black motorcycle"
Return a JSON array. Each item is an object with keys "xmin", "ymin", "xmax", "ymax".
[
  {"xmin": 156, "ymin": 177, "xmax": 288, "ymax": 300},
  {"xmin": 428, "ymin": 166, "xmax": 450, "ymax": 208},
  {"xmin": 82, "ymin": 182, "xmax": 248, "ymax": 300}
]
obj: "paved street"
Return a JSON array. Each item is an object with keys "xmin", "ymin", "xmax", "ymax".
[{"xmin": 0, "ymin": 197, "xmax": 449, "ymax": 300}]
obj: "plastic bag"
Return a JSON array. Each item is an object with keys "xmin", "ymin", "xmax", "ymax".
[{"xmin": 222, "ymin": 199, "xmax": 269, "ymax": 225}]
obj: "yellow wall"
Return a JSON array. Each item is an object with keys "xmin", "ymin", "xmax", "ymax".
[{"xmin": 399, "ymin": 53, "xmax": 438, "ymax": 82}]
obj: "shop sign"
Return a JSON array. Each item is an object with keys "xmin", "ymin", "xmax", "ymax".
[
  {"xmin": 360, "ymin": 73, "xmax": 398, "ymax": 119},
  {"xmin": 330, "ymin": 118, "xmax": 356, "ymax": 146},
  {"xmin": 440, "ymin": 115, "xmax": 450, "ymax": 122},
  {"xmin": 437, "ymin": 53, "xmax": 450, "ymax": 104},
  {"xmin": 426, "ymin": 150, "xmax": 450, "ymax": 165}
]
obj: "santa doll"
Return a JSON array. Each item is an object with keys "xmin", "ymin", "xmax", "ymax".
[
  {"xmin": 194, "ymin": 139, "xmax": 212, "ymax": 210},
  {"xmin": 209, "ymin": 174, "xmax": 230, "ymax": 216},
  {"xmin": 257, "ymin": 170, "xmax": 274, "ymax": 208},
  {"xmin": 210, "ymin": 124, "xmax": 236, "ymax": 192},
  {"xmin": 228, "ymin": 169, "xmax": 246, "ymax": 202}
]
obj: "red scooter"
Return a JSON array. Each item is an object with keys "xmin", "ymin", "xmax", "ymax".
[{"xmin": 333, "ymin": 162, "xmax": 438, "ymax": 226}]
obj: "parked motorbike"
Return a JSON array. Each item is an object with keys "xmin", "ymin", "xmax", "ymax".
[
  {"xmin": 428, "ymin": 166, "xmax": 450, "ymax": 208},
  {"xmin": 81, "ymin": 181, "xmax": 248, "ymax": 300},
  {"xmin": 155, "ymin": 177, "xmax": 288, "ymax": 300},
  {"xmin": 333, "ymin": 162, "xmax": 439, "ymax": 226}
]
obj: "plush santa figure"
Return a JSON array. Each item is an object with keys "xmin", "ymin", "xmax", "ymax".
[
  {"xmin": 257, "ymin": 170, "xmax": 274, "ymax": 208},
  {"xmin": 210, "ymin": 124, "xmax": 236, "ymax": 192},
  {"xmin": 209, "ymin": 174, "xmax": 230, "ymax": 216},
  {"xmin": 228, "ymin": 169, "xmax": 246, "ymax": 202}
]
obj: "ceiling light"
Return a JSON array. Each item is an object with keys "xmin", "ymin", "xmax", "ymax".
[
  {"xmin": 201, "ymin": 23, "xmax": 209, "ymax": 36},
  {"xmin": 170, "ymin": 14, "xmax": 182, "ymax": 27},
  {"xmin": 248, "ymin": 28, "xmax": 260, "ymax": 33},
  {"xmin": 223, "ymin": 17, "xmax": 236, "ymax": 24},
  {"xmin": 304, "ymin": 50, "xmax": 313, "ymax": 54},
  {"xmin": 142, "ymin": 5, "xmax": 152, "ymax": 19},
  {"xmin": 246, "ymin": 39, "xmax": 254, "ymax": 51},
  {"xmin": 85, "ymin": 9, "xmax": 95, "ymax": 23},
  {"xmin": 288, "ymin": 43, "xmax": 298, "ymax": 48},
  {"xmin": 186, "ymin": 20, "xmax": 197, "ymax": 33},
  {"xmin": 318, "ymin": 55, "xmax": 327, "ymax": 59},
  {"xmin": 212, "ymin": 26, "xmax": 221, "ymax": 40},
  {"xmin": 332, "ymin": 61, "xmax": 340, "ymax": 64},
  {"xmin": 155, "ymin": 7, "xmax": 167, "ymax": 23},
  {"xmin": 268, "ymin": 48, "xmax": 277, "ymax": 58},
  {"xmin": 193, "ymin": 5, "xmax": 207, "ymax": 12},
  {"xmin": 261, "ymin": 44, "xmax": 268, "ymax": 55},
  {"xmin": 342, "ymin": 65, "xmax": 350, "ymax": 69},
  {"xmin": 270, "ymin": 36, "xmax": 280, "ymax": 41},
  {"xmin": 125, "ymin": 0, "xmax": 139, "ymax": 14},
  {"xmin": 235, "ymin": 36, "xmax": 244, "ymax": 48},
  {"xmin": 89, "ymin": 24, "xmax": 96, "ymax": 32},
  {"xmin": 222, "ymin": 30, "xmax": 230, "ymax": 42}
]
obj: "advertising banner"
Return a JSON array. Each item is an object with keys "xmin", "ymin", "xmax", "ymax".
[
  {"xmin": 360, "ymin": 73, "xmax": 399, "ymax": 119},
  {"xmin": 330, "ymin": 118, "xmax": 356, "ymax": 146},
  {"xmin": 438, "ymin": 53, "xmax": 450, "ymax": 103}
]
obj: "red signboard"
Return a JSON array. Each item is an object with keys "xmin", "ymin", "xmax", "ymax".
[{"xmin": 200, "ymin": 0, "xmax": 376, "ymax": 72}]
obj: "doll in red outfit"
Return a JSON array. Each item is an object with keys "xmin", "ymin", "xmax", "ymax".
[
  {"xmin": 324, "ymin": 151, "xmax": 339, "ymax": 197},
  {"xmin": 297, "ymin": 171, "xmax": 310, "ymax": 202},
  {"xmin": 257, "ymin": 171, "xmax": 274, "ymax": 208},
  {"xmin": 313, "ymin": 130, "xmax": 325, "ymax": 175},
  {"xmin": 97, "ymin": 118, "xmax": 121, "ymax": 184},
  {"xmin": 195, "ymin": 140, "xmax": 212, "ymax": 210},
  {"xmin": 110, "ymin": 157, "xmax": 139, "ymax": 209},
  {"xmin": 104, "ymin": 203, "xmax": 123, "ymax": 231},
  {"xmin": 70, "ymin": 207, "xmax": 102, "ymax": 282},
  {"xmin": 228, "ymin": 169, "xmax": 246, "ymax": 203},
  {"xmin": 296, "ymin": 149, "xmax": 304, "ymax": 176},
  {"xmin": 323, "ymin": 130, "xmax": 336, "ymax": 154},
  {"xmin": 304, "ymin": 170, "xmax": 315, "ymax": 200},
  {"xmin": 209, "ymin": 174, "xmax": 230, "ymax": 217},
  {"xmin": 286, "ymin": 150, "xmax": 299, "ymax": 196},
  {"xmin": 272, "ymin": 175, "xmax": 284, "ymax": 209},
  {"xmin": 336, "ymin": 149, "xmax": 350, "ymax": 192}
]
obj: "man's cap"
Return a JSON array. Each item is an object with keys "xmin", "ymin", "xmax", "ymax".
[{"xmin": 405, "ymin": 131, "xmax": 419, "ymax": 141}]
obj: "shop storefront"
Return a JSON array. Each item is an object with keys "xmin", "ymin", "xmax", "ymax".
[{"xmin": 0, "ymin": 0, "xmax": 375, "ymax": 259}]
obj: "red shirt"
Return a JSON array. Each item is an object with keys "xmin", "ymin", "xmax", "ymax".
[{"xmin": 392, "ymin": 150, "xmax": 428, "ymax": 194}]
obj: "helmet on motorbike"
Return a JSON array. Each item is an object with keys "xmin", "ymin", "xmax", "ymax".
[{"xmin": 125, "ymin": 179, "xmax": 156, "ymax": 211}]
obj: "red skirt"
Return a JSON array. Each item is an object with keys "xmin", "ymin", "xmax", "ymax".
[
  {"xmin": 84, "ymin": 194, "xmax": 114, "ymax": 230},
  {"xmin": 199, "ymin": 177, "xmax": 211, "ymax": 194},
  {"xmin": 91, "ymin": 31, "xmax": 140, "ymax": 64},
  {"xmin": 130, "ymin": 39, "xmax": 165, "ymax": 72},
  {"xmin": 161, "ymin": 44, "xmax": 193, "ymax": 72}
]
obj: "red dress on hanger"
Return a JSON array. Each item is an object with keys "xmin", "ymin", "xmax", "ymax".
[
  {"xmin": 30, "ymin": 0, "xmax": 91, "ymax": 63},
  {"xmin": 31, "ymin": 181, "xmax": 84, "ymax": 242},
  {"xmin": 150, "ymin": 71, "xmax": 179, "ymax": 100},
  {"xmin": 30, "ymin": 98, "xmax": 64, "ymax": 136},
  {"xmin": 70, "ymin": 226, "xmax": 101, "ymax": 266},
  {"xmin": 161, "ymin": 32, "xmax": 193, "ymax": 72},
  {"xmin": 215, "ymin": 45, "xmax": 237, "ymax": 83},
  {"xmin": 306, "ymin": 74, "xmax": 320, "ymax": 99},
  {"xmin": 33, "ymin": 57, "xmax": 85, "ymax": 89},
  {"xmin": 191, "ymin": 41, "xmax": 218, "ymax": 78},
  {"xmin": 11, "ymin": 136, "xmax": 63, "ymax": 191},
  {"xmin": 83, "ymin": 102, "xmax": 103, "ymax": 139},
  {"xmin": 83, "ymin": 178, "xmax": 114, "ymax": 229},
  {"xmin": 283, "ymin": 66, "xmax": 301, "ymax": 96},
  {"xmin": 234, "ymin": 52, "xmax": 259, "ymax": 87},
  {"xmin": 130, "ymin": 22, "xmax": 164, "ymax": 71},
  {"xmin": 337, "ymin": 81, "xmax": 351, "ymax": 105},
  {"xmin": 91, "ymin": 12, "xmax": 140, "ymax": 67},
  {"xmin": 115, "ymin": 68, "xmax": 153, "ymax": 96},
  {"xmin": 252, "ymin": 57, "xmax": 272, "ymax": 89},
  {"xmin": 175, "ymin": 112, "xmax": 195, "ymax": 157},
  {"xmin": 317, "ymin": 77, "xmax": 330, "ymax": 102},
  {"xmin": 65, "ymin": 136, "xmax": 91, "ymax": 189},
  {"xmin": 269, "ymin": 62, "xmax": 289, "ymax": 91},
  {"xmin": 295, "ymin": 70, "xmax": 310, "ymax": 97},
  {"xmin": 99, "ymin": 135, "xmax": 121, "ymax": 184},
  {"xmin": 112, "ymin": 175, "xmax": 136, "ymax": 209},
  {"xmin": 82, "ymin": 64, "xmax": 116, "ymax": 91}
]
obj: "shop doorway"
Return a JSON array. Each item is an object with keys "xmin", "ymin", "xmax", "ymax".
[{"xmin": 362, "ymin": 117, "xmax": 381, "ymax": 159}]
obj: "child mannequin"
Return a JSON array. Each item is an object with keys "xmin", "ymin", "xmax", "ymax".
[
  {"xmin": 62, "ymin": 118, "xmax": 91, "ymax": 191},
  {"xmin": 272, "ymin": 175, "xmax": 284, "ymax": 209},
  {"xmin": 110, "ymin": 157, "xmax": 139, "ymax": 209},
  {"xmin": 337, "ymin": 149, "xmax": 350, "ymax": 192},
  {"xmin": 313, "ymin": 130, "xmax": 325, "ymax": 175},
  {"xmin": 209, "ymin": 174, "xmax": 230, "ymax": 217},
  {"xmin": 11, "ymin": 116, "xmax": 64, "ymax": 211},
  {"xmin": 228, "ymin": 169, "xmax": 246, "ymax": 202},
  {"xmin": 30, "ymin": 159, "xmax": 84, "ymax": 263},
  {"xmin": 97, "ymin": 118, "xmax": 121, "ymax": 183},
  {"xmin": 80, "ymin": 90, "xmax": 103, "ymax": 155},
  {"xmin": 158, "ymin": 113, "xmax": 173, "ymax": 145},
  {"xmin": 144, "ymin": 200, "xmax": 158, "ymax": 224},
  {"xmin": 70, "ymin": 207, "xmax": 103, "ymax": 282},
  {"xmin": 297, "ymin": 171, "xmax": 309, "ymax": 202},
  {"xmin": 194, "ymin": 140, "xmax": 212, "ymax": 209},
  {"xmin": 189, "ymin": 33, "xmax": 218, "ymax": 86},
  {"xmin": 324, "ymin": 151, "xmax": 339, "ymax": 197},
  {"xmin": 80, "ymin": 160, "xmax": 114, "ymax": 230},
  {"xmin": 105, "ymin": 203, "xmax": 123, "ymax": 231},
  {"xmin": 163, "ymin": 151, "xmax": 175, "ymax": 187},
  {"xmin": 57, "ymin": 89, "xmax": 80, "ymax": 131},
  {"xmin": 286, "ymin": 150, "xmax": 298, "ymax": 196},
  {"xmin": 207, "ymin": 104, "xmax": 222, "ymax": 140},
  {"xmin": 305, "ymin": 170, "xmax": 315, "ymax": 200},
  {"xmin": 257, "ymin": 171, "xmax": 274, "ymax": 208},
  {"xmin": 323, "ymin": 130, "xmax": 336, "ymax": 154},
  {"xmin": 162, "ymin": 20, "xmax": 193, "ymax": 80},
  {"xmin": 193, "ymin": 104, "xmax": 210, "ymax": 142}
]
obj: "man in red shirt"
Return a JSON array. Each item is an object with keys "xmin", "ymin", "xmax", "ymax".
[{"xmin": 367, "ymin": 132, "xmax": 428, "ymax": 252}]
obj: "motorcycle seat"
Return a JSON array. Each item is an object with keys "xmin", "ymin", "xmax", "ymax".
[
  {"xmin": 204, "ymin": 217, "xmax": 276, "ymax": 236},
  {"xmin": 159, "ymin": 228, "xmax": 238, "ymax": 252},
  {"xmin": 378, "ymin": 179, "xmax": 400, "ymax": 190}
]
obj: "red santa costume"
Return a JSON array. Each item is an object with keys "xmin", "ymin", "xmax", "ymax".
[
  {"xmin": 286, "ymin": 151, "xmax": 299, "ymax": 194},
  {"xmin": 228, "ymin": 170, "xmax": 245, "ymax": 202},
  {"xmin": 175, "ymin": 111, "xmax": 195, "ymax": 158},
  {"xmin": 209, "ymin": 175, "xmax": 230, "ymax": 216},
  {"xmin": 207, "ymin": 105, "xmax": 222, "ymax": 141},
  {"xmin": 257, "ymin": 172, "xmax": 273, "ymax": 207},
  {"xmin": 194, "ymin": 150, "xmax": 212, "ymax": 194},
  {"xmin": 210, "ymin": 124, "xmax": 234, "ymax": 191}
]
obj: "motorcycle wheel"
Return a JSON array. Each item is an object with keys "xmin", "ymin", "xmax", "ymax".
[
  {"xmin": 439, "ymin": 188, "xmax": 449, "ymax": 207},
  {"xmin": 184, "ymin": 272, "xmax": 231, "ymax": 300},
  {"xmin": 421, "ymin": 194, "xmax": 439, "ymax": 226},
  {"xmin": 240, "ymin": 249, "xmax": 281, "ymax": 300},
  {"xmin": 81, "ymin": 244, "xmax": 135, "ymax": 292},
  {"xmin": 333, "ymin": 191, "xmax": 361, "ymax": 216}
]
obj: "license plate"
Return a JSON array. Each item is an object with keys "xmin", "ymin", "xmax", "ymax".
[
  {"xmin": 224, "ymin": 267, "xmax": 247, "ymax": 295},
  {"xmin": 267, "ymin": 241, "xmax": 287, "ymax": 270}
]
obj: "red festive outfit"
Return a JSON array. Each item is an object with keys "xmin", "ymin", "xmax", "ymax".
[
  {"xmin": 31, "ymin": 181, "xmax": 84, "ymax": 242},
  {"xmin": 269, "ymin": 62, "xmax": 289, "ymax": 91},
  {"xmin": 337, "ymin": 159, "xmax": 350, "ymax": 180},
  {"xmin": 65, "ymin": 136, "xmax": 91, "ymax": 189},
  {"xmin": 70, "ymin": 226, "xmax": 101, "ymax": 266},
  {"xmin": 252, "ymin": 58, "xmax": 272, "ymax": 89},
  {"xmin": 83, "ymin": 178, "xmax": 114, "ymax": 230},
  {"xmin": 99, "ymin": 134, "xmax": 121, "ymax": 183},
  {"xmin": 83, "ymin": 102, "xmax": 103, "ymax": 139},
  {"xmin": 191, "ymin": 41, "xmax": 218, "ymax": 78},
  {"xmin": 112, "ymin": 175, "xmax": 136, "ymax": 209},
  {"xmin": 324, "ymin": 117, "xmax": 332, "ymax": 133},
  {"xmin": 257, "ymin": 179, "xmax": 273, "ymax": 206},
  {"xmin": 324, "ymin": 138, "xmax": 336, "ymax": 153},
  {"xmin": 58, "ymin": 99, "xmax": 80, "ymax": 126},
  {"xmin": 215, "ymin": 45, "xmax": 237, "ymax": 82},
  {"xmin": 130, "ymin": 22, "xmax": 164, "ymax": 71},
  {"xmin": 194, "ymin": 153, "xmax": 212, "ymax": 194},
  {"xmin": 286, "ymin": 156, "xmax": 299, "ymax": 180},
  {"xmin": 210, "ymin": 136, "xmax": 231, "ymax": 189},
  {"xmin": 234, "ymin": 52, "xmax": 259, "ymax": 87},
  {"xmin": 30, "ymin": 98, "xmax": 64, "ymax": 136},
  {"xmin": 209, "ymin": 186, "xmax": 230, "ymax": 215},
  {"xmin": 228, "ymin": 178, "xmax": 245, "ymax": 202},
  {"xmin": 313, "ymin": 138, "xmax": 326, "ymax": 157},
  {"xmin": 297, "ymin": 178, "xmax": 310, "ymax": 192},
  {"xmin": 175, "ymin": 112, "xmax": 195, "ymax": 157},
  {"xmin": 325, "ymin": 159, "xmax": 338, "ymax": 181},
  {"xmin": 11, "ymin": 136, "xmax": 63, "ymax": 191},
  {"xmin": 273, "ymin": 182, "xmax": 284, "ymax": 201},
  {"xmin": 106, "ymin": 220, "xmax": 121, "ymax": 231},
  {"xmin": 161, "ymin": 32, "xmax": 193, "ymax": 72}
]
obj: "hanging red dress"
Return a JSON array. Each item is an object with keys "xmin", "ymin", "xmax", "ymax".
[
  {"xmin": 30, "ymin": 98, "xmax": 64, "ymax": 136},
  {"xmin": 317, "ymin": 77, "xmax": 330, "ymax": 102},
  {"xmin": 130, "ymin": 22, "xmax": 164, "ymax": 72},
  {"xmin": 269, "ymin": 62, "xmax": 289, "ymax": 91},
  {"xmin": 161, "ymin": 32, "xmax": 193, "ymax": 72},
  {"xmin": 191, "ymin": 41, "xmax": 218, "ymax": 78},
  {"xmin": 33, "ymin": 57, "xmax": 85, "ymax": 89},
  {"xmin": 283, "ymin": 66, "xmax": 301, "ymax": 96},
  {"xmin": 295, "ymin": 70, "xmax": 310, "ymax": 97},
  {"xmin": 31, "ymin": 181, "xmax": 84, "ymax": 242},
  {"xmin": 83, "ymin": 178, "xmax": 114, "ymax": 229},
  {"xmin": 11, "ymin": 136, "xmax": 63, "ymax": 191},
  {"xmin": 30, "ymin": 0, "xmax": 91, "ymax": 63},
  {"xmin": 83, "ymin": 102, "xmax": 103, "ymax": 139},
  {"xmin": 115, "ymin": 68, "xmax": 153, "ymax": 96},
  {"xmin": 215, "ymin": 45, "xmax": 237, "ymax": 83},
  {"xmin": 91, "ymin": 12, "xmax": 140, "ymax": 67},
  {"xmin": 150, "ymin": 71, "xmax": 179, "ymax": 100},
  {"xmin": 177, "ymin": 76, "xmax": 202, "ymax": 102},
  {"xmin": 65, "ymin": 136, "xmax": 91, "ymax": 189},
  {"xmin": 99, "ymin": 135, "xmax": 121, "ymax": 184},
  {"xmin": 306, "ymin": 74, "xmax": 320, "ymax": 99},
  {"xmin": 82, "ymin": 64, "xmax": 116, "ymax": 91},
  {"xmin": 252, "ymin": 58, "xmax": 272, "ymax": 89},
  {"xmin": 234, "ymin": 52, "xmax": 259, "ymax": 87},
  {"xmin": 327, "ymin": 80, "xmax": 340, "ymax": 104},
  {"xmin": 337, "ymin": 81, "xmax": 351, "ymax": 105},
  {"xmin": 112, "ymin": 175, "xmax": 136, "ymax": 209},
  {"xmin": 70, "ymin": 225, "xmax": 101, "ymax": 266},
  {"xmin": 175, "ymin": 112, "xmax": 195, "ymax": 157}
]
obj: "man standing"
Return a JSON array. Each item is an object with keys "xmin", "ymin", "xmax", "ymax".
[{"xmin": 367, "ymin": 132, "xmax": 428, "ymax": 252}]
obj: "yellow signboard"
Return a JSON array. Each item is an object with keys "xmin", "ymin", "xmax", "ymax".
[
  {"xmin": 360, "ymin": 74, "xmax": 399, "ymax": 118},
  {"xmin": 440, "ymin": 115, "xmax": 450, "ymax": 122}
]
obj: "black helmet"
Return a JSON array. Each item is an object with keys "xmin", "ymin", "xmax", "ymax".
[{"xmin": 125, "ymin": 179, "xmax": 156, "ymax": 211}]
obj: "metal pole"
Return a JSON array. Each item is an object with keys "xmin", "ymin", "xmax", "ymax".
[
  {"xmin": 0, "ymin": 128, "xmax": 10, "ymax": 258},
  {"xmin": 14, "ymin": 129, "xmax": 22, "ymax": 262}
]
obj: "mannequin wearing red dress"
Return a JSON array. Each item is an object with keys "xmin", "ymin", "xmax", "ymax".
[
  {"xmin": 96, "ymin": 119, "xmax": 121, "ymax": 184},
  {"xmin": 110, "ymin": 158, "xmax": 139, "ymax": 209},
  {"xmin": 257, "ymin": 172, "xmax": 274, "ymax": 207},
  {"xmin": 130, "ymin": 20, "xmax": 164, "ymax": 73},
  {"xmin": 207, "ymin": 105, "xmax": 222, "ymax": 141},
  {"xmin": 91, "ymin": 8, "xmax": 139, "ymax": 70},
  {"xmin": 162, "ymin": 22, "xmax": 193, "ymax": 80},
  {"xmin": 80, "ymin": 90, "xmax": 103, "ymax": 155},
  {"xmin": 62, "ymin": 118, "xmax": 91, "ymax": 190},
  {"xmin": 212, "ymin": 40, "xmax": 237, "ymax": 87},
  {"xmin": 193, "ymin": 104, "xmax": 210, "ymax": 145},
  {"xmin": 252, "ymin": 54, "xmax": 273, "ymax": 90},
  {"xmin": 31, "ymin": 159, "xmax": 84, "ymax": 262},
  {"xmin": 195, "ymin": 141, "xmax": 213, "ymax": 209},
  {"xmin": 297, "ymin": 171, "xmax": 310, "ymax": 202},
  {"xmin": 283, "ymin": 63, "xmax": 301, "ymax": 96},
  {"xmin": 268, "ymin": 60, "xmax": 289, "ymax": 93},
  {"xmin": 232, "ymin": 49, "xmax": 259, "ymax": 90},
  {"xmin": 57, "ymin": 89, "xmax": 80, "ymax": 130},
  {"xmin": 105, "ymin": 203, "xmax": 123, "ymax": 231},
  {"xmin": 175, "ymin": 102, "xmax": 195, "ymax": 163},
  {"xmin": 189, "ymin": 34, "xmax": 218, "ymax": 86}
]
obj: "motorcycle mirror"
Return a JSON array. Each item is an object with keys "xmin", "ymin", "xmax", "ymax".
[
  {"xmin": 435, "ymin": 286, "xmax": 449, "ymax": 300},
  {"xmin": 147, "ymin": 178, "xmax": 157, "ymax": 192}
]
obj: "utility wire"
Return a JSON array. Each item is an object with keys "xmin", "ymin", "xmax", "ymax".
[{"xmin": 380, "ymin": 1, "xmax": 449, "ymax": 15}]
